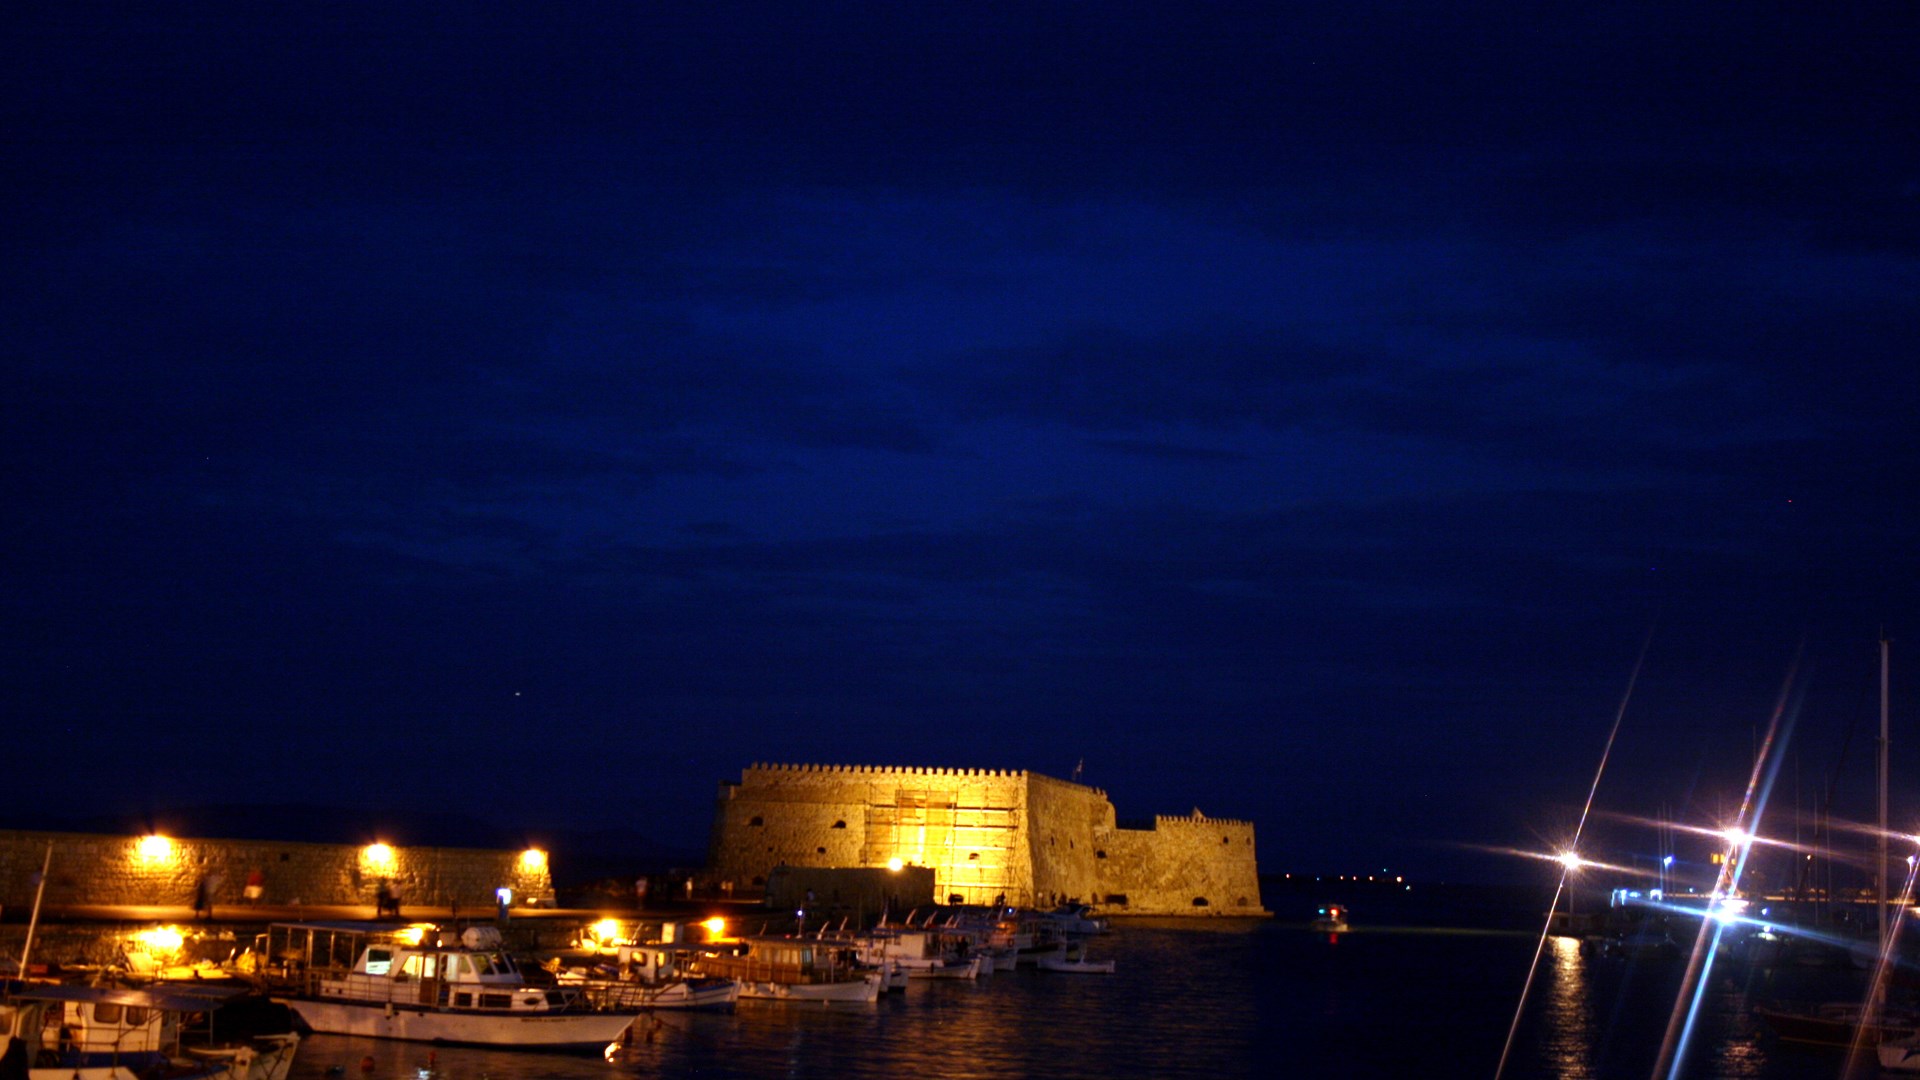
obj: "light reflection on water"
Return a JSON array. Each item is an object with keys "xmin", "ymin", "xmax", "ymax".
[{"xmin": 282, "ymin": 917, "xmax": 1856, "ymax": 1079}]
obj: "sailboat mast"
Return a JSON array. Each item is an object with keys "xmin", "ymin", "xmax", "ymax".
[{"xmin": 17, "ymin": 840, "xmax": 52, "ymax": 977}]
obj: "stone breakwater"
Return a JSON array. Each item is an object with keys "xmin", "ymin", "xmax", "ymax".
[
  {"xmin": 0, "ymin": 829, "xmax": 554, "ymax": 914},
  {"xmin": 705, "ymin": 763, "xmax": 1265, "ymax": 916}
]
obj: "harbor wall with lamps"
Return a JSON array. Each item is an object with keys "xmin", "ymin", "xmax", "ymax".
[{"xmin": 0, "ymin": 829, "xmax": 555, "ymax": 911}]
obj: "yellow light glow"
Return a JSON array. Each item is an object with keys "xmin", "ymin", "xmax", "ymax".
[
  {"xmin": 134, "ymin": 926, "xmax": 185, "ymax": 956},
  {"xmin": 702, "ymin": 917, "xmax": 727, "ymax": 937},
  {"xmin": 520, "ymin": 848, "xmax": 547, "ymax": 872},
  {"xmin": 136, "ymin": 835, "xmax": 174, "ymax": 861},
  {"xmin": 590, "ymin": 919, "xmax": 623, "ymax": 944},
  {"xmin": 886, "ymin": 857, "xmax": 904, "ymax": 872},
  {"xmin": 393, "ymin": 924, "xmax": 434, "ymax": 946},
  {"xmin": 362, "ymin": 843, "xmax": 395, "ymax": 869}
]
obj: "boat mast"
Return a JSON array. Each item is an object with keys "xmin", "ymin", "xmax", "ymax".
[{"xmin": 17, "ymin": 840, "xmax": 52, "ymax": 978}]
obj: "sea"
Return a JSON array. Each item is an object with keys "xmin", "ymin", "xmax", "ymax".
[{"xmin": 282, "ymin": 889, "xmax": 1884, "ymax": 1080}]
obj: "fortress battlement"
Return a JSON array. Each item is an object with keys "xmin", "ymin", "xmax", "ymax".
[
  {"xmin": 744, "ymin": 762, "xmax": 1028, "ymax": 780},
  {"xmin": 709, "ymin": 762, "xmax": 1264, "ymax": 917},
  {"xmin": 1147, "ymin": 812, "xmax": 1256, "ymax": 830}
]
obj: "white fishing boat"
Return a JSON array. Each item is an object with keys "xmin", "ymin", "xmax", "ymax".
[
  {"xmin": 694, "ymin": 937, "xmax": 883, "ymax": 1003},
  {"xmin": 558, "ymin": 942, "xmax": 740, "ymax": 1011},
  {"xmin": 856, "ymin": 926, "xmax": 985, "ymax": 980},
  {"xmin": 262, "ymin": 922, "xmax": 633, "ymax": 1051},
  {"xmin": 1036, "ymin": 941, "xmax": 1116, "ymax": 974},
  {"xmin": 0, "ymin": 983, "xmax": 300, "ymax": 1080}
]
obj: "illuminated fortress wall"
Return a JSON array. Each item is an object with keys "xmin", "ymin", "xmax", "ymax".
[
  {"xmin": 0, "ymin": 829, "xmax": 554, "ymax": 911},
  {"xmin": 706, "ymin": 764, "xmax": 1265, "ymax": 916}
]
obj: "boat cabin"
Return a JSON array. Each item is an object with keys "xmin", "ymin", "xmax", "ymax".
[
  {"xmin": 265, "ymin": 921, "xmax": 580, "ymax": 1014},
  {"xmin": 698, "ymin": 937, "xmax": 866, "ymax": 986},
  {"xmin": 0, "ymin": 983, "xmax": 247, "ymax": 1072}
]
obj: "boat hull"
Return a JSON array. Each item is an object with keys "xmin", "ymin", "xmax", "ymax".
[
  {"xmin": 275, "ymin": 999, "xmax": 632, "ymax": 1050},
  {"xmin": 736, "ymin": 975, "xmax": 881, "ymax": 1003}
]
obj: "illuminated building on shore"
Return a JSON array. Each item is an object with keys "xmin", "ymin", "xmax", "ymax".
[{"xmin": 706, "ymin": 763, "xmax": 1265, "ymax": 916}]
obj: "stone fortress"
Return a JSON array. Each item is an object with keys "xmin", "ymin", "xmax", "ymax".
[{"xmin": 706, "ymin": 763, "xmax": 1266, "ymax": 917}]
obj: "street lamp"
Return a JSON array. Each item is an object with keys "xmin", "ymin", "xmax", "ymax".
[{"xmin": 1560, "ymin": 852, "xmax": 1584, "ymax": 922}]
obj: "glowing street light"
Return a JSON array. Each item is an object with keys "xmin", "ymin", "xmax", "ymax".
[
  {"xmin": 1558, "ymin": 852, "xmax": 1586, "ymax": 873},
  {"xmin": 136, "ymin": 835, "xmax": 174, "ymax": 862}
]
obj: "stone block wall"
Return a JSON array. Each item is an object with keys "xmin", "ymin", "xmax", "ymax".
[
  {"xmin": 707, "ymin": 764, "xmax": 1036, "ymax": 907},
  {"xmin": 705, "ymin": 764, "xmax": 1265, "ymax": 916},
  {"xmin": 1025, "ymin": 772, "xmax": 1115, "ymax": 906},
  {"xmin": 0, "ymin": 829, "xmax": 554, "ymax": 911},
  {"xmin": 1093, "ymin": 813, "xmax": 1264, "ymax": 915}
]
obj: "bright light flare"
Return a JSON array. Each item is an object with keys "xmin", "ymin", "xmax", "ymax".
[
  {"xmin": 520, "ymin": 848, "xmax": 547, "ymax": 872},
  {"xmin": 136, "ymin": 834, "xmax": 174, "ymax": 861},
  {"xmin": 590, "ymin": 918, "xmax": 624, "ymax": 944},
  {"xmin": 393, "ymin": 924, "xmax": 435, "ymax": 946},
  {"xmin": 362, "ymin": 842, "xmax": 395, "ymax": 869},
  {"xmin": 702, "ymin": 916, "xmax": 727, "ymax": 937},
  {"xmin": 1558, "ymin": 852, "xmax": 1586, "ymax": 872},
  {"xmin": 886, "ymin": 857, "xmax": 904, "ymax": 872},
  {"xmin": 133, "ymin": 925, "xmax": 185, "ymax": 956}
]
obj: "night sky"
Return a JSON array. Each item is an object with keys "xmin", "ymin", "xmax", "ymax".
[{"xmin": 7, "ymin": 3, "xmax": 1918, "ymax": 882}]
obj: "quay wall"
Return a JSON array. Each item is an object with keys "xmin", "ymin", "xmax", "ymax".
[
  {"xmin": 0, "ymin": 829, "xmax": 554, "ymax": 913},
  {"xmin": 706, "ymin": 764, "xmax": 1265, "ymax": 916}
]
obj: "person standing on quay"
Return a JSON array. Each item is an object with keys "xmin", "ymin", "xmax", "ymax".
[{"xmin": 244, "ymin": 868, "xmax": 265, "ymax": 905}]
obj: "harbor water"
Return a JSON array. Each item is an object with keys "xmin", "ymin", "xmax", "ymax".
[{"xmin": 281, "ymin": 901, "xmax": 1880, "ymax": 1079}]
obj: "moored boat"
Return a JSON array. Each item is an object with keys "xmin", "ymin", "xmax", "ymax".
[
  {"xmin": 260, "ymin": 922, "xmax": 633, "ymax": 1052},
  {"xmin": 1753, "ymin": 1000, "xmax": 1920, "ymax": 1047},
  {"xmin": 558, "ymin": 943, "xmax": 740, "ymax": 1011},
  {"xmin": 694, "ymin": 937, "xmax": 883, "ymax": 1003},
  {"xmin": 1, "ymin": 982, "xmax": 300, "ymax": 1080},
  {"xmin": 1037, "ymin": 941, "xmax": 1115, "ymax": 974}
]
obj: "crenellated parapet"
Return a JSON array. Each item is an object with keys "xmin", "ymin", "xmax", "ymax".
[
  {"xmin": 1145, "ymin": 812, "xmax": 1256, "ymax": 830},
  {"xmin": 743, "ymin": 763, "xmax": 1029, "ymax": 780},
  {"xmin": 708, "ymin": 762, "xmax": 1263, "ymax": 916}
]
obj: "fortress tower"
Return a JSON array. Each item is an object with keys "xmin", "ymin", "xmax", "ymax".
[{"xmin": 706, "ymin": 763, "xmax": 1265, "ymax": 916}]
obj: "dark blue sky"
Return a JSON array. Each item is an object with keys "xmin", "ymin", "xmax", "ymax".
[{"xmin": 6, "ymin": 2, "xmax": 1917, "ymax": 881}]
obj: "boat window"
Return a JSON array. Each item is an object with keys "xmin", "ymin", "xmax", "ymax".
[
  {"xmin": 545, "ymin": 992, "xmax": 565, "ymax": 1006},
  {"xmin": 125, "ymin": 1006, "xmax": 148, "ymax": 1025},
  {"xmin": 453, "ymin": 993, "xmax": 472, "ymax": 1007},
  {"xmin": 454, "ymin": 955, "xmax": 475, "ymax": 977},
  {"xmin": 364, "ymin": 948, "xmax": 393, "ymax": 975},
  {"xmin": 480, "ymin": 993, "xmax": 512, "ymax": 1009},
  {"xmin": 401, "ymin": 955, "xmax": 439, "ymax": 978},
  {"xmin": 94, "ymin": 1003, "xmax": 123, "ymax": 1024}
]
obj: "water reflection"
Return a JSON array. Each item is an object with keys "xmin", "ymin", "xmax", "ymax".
[{"xmin": 283, "ymin": 919, "xmax": 1843, "ymax": 1080}]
